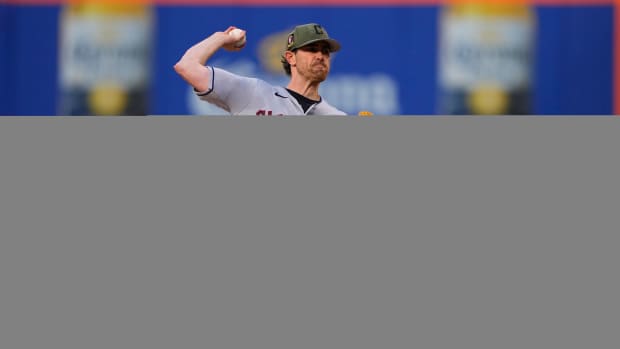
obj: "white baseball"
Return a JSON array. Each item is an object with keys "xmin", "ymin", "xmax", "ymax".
[{"xmin": 229, "ymin": 28, "xmax": 246, "ymax": 48}]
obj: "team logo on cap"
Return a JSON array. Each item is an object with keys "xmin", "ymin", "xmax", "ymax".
[{"xmin": 287, "ymin": 34, "xmax": 294, "ymax": 48}]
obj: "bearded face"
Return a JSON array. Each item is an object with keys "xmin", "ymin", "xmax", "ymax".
[{"xmin": 292, "ymin": 42, "xmax": 332, "ymax": 82}]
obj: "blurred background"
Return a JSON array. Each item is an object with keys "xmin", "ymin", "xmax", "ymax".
[{"xmin": 0, "ymin": 0, "xmax": 617, "ymax": 115}]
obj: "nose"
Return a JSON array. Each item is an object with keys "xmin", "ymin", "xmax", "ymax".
[{"xmin": 316, "ymin": 49, "xmax": 330, "ymax": 59}]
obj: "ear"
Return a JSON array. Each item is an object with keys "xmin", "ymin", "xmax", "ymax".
[{"xmin": 284, "ymin": 51, "xmax": 296, "ymax": 66}]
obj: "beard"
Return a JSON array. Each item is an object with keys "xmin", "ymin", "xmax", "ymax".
[{"xmin": 300, "ymin": 63, "xmax": 328, "ymax": 82}]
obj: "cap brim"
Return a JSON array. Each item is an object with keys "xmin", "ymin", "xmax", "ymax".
[{"xmin": 297, "ymin": 38, "xmax": 341, "ymax": 52}]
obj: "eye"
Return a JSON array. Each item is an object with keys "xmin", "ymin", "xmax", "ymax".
[{"xmin": 302, "ymin": 45, "xmax": 330, "ymax": 55}]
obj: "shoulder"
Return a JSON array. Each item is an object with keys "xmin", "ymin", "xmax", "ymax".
[{"xmin": 210, "ymin": 66, "xmax": 255, "ymax": 84}]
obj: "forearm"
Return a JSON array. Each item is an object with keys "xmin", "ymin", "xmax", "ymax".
[{"xmin": 173, "ymin": 32, "xmax": 229, "ymax": 92}]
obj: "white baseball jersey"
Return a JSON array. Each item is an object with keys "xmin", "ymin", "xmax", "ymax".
[{"xmin": 195, "ymin": 67, "xmax": 347, "ymax": 116}]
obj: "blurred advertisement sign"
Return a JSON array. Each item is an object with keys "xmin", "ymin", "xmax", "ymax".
[
  {"xmin": 59, "ymin": 2, "xmax": 153, "ymax": 115},
  {"xmin": 438, "ymin": 3, "xmax": 535, "ymax": 115}
]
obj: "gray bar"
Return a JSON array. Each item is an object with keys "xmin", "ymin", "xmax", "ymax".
[{"xmin": 1, "ymin": 116, "xmax": 618, "ymax": 349}]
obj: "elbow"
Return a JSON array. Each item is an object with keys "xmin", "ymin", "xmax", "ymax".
[
  {"xmin": 173, "ymin": 59, "xmax": 210, "ymax": 92},
  {"xmin": 173, "ymin": 60, "xmax": 187, "ymax": 76}
]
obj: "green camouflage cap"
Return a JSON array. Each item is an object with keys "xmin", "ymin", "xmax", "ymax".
[{"xmin": 285, "ymin": 23, "xmax": 341, "ymax": 52}]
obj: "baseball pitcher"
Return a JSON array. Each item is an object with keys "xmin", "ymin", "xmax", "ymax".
[{"xmin": 174, "ymin": 23, "xmax": 347, "ymax": 116}]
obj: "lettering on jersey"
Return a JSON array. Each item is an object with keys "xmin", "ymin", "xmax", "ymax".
[{"xmin": 256, "ymin": 110, "xmax": 285, "ymax": 116}]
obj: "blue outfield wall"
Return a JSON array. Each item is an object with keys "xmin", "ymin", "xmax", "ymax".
[
  {"xmin": 0, "ymin": 5, "xmax": 9, "ymax": 113},
  {"xmin": 154, "ymin": 7, "xmax": 440, "ymax": 116},
  {"xmin": 1, "ymin": 5, "xmax": 61, "ymax": 116},
  {"xmin": 534, "ymin": 6, "xmax": 613, "ymax": 115},
  {"xmin": 0, "ymin": 5, "xmax": 614, "ymax": 115}
]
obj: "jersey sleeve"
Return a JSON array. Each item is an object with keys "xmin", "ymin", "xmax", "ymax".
[{"xmin": 195, "ymin": 67, "xmax": 257, "ymax": 114}]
